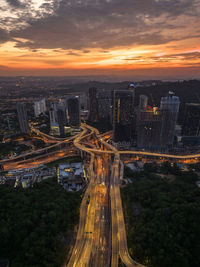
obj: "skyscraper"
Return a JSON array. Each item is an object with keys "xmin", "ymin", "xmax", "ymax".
[
  {"xmin": 139, "ymin": 95, "xmax": 148, "ymax": 110},
  {"xmin": 136, "ymin": 92, "xmax": 180, "ymax": 151},
  {"xmin": 160, "ymin": 91, "xmax": 180, "ymax": 149},
  {"xmin": 49, "ymin": 101, "xmax": 67, "ymax": 136},
  {"xmin": 49, "ymin": 102, "xmax": 59, "ymax": 135},
  {"xmin": 97, "ymin": 90, "xmax": 112, "ymax": 121},
  {"xmin": 182, "ymin": 103, "xmax": 200, "ymax": 136},
  {"xmin": 113, "ymin": 88, "xmax": 135, "ymax": 145},
  {"xmin": 34, "ymin": 98, "xmax": 46, "ymax": 117},
  {"xmin": 16, "ymin": 102, "xmax": 29, "ymax": 134},
  {"xmin": 88, "ymin": 87, "xmax": 98, "ymax": 122},
  {"xmin": 67, "ymin": 97, "xmax": 80, "ymax": 128},
  {"xmin": 137, "ymin": 107, "xmax": 163, "ymax": 151},
  {"xmin": 57, "ymin": 107, "xmax": 65, "ymax": 136}
]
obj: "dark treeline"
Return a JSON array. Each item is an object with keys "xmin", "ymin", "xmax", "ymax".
[
  {"xmin": 121, "ymin": 169, "xmax": 200, "ymax": 267},
  {"xmin": 0, "ymin": 178, "xmax": 81, "ymax": 267}
]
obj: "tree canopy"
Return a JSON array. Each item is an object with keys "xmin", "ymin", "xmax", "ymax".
[
  {"xmin": 0, "ymin": 178, "xmax": 81, "ymax": 267},
  {"xmin": 121, "ymin": 170, "xmax": 200, "ymax": 267}
]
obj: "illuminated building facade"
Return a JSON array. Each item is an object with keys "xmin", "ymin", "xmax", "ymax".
[
  {"xmin": 182, "ymin": 103, "xmax": 200, "ymax": 136},
  {"xmin": 137, "ymin": 92, "xmax": 180, "ymax": 151},
  {"xmin": 16, "ymin": 102, "xmax": 29, "ymax": 134},
  {"xmin": 113, "ymin": 88, "xmax": 135, "ymax": 145},
  {"xmin": 160, "ymin": 91, "xmax": 180, "ymax": 149},
  {"xmin": 49, "ymin": 102, "xmax": 67, "ymax": 136}
]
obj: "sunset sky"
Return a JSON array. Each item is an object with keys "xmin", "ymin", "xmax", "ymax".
[{"xmin": 0, "ymin": 0, "xmax": 200, "ymax": 79}]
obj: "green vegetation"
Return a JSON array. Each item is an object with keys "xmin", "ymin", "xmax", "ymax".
[
  {"xmin": 121, "ymin": 168, "xmax": 200, "ymax": 267},
  {"xmin": 0, "ymin": 141, "xmax": 29, "ymax": 158},
  {"xmin": 0, "ymin": 178, "xmax": 81, "ymax": 267}
]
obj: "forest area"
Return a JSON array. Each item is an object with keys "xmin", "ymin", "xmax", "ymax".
[
  {"xmin": 0, "ymin": 178, "xmax": 81, "ymax": 267},
  {"xmin": 121, "ymin": 164, "xmax": 200, "ymax": 267}
]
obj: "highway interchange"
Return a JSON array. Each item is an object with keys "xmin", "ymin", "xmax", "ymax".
[{"xmin": 2, "ymin": 123, "xmax": 200, "ymax": 266}]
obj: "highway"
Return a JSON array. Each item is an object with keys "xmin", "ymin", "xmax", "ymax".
[
  {"xmin": 4, "ymin": 122, "xmax": 200, "ymax": 266},
  {"xmin": 67, "ymin": 124, "xmax": 144, "ymax": 267}
]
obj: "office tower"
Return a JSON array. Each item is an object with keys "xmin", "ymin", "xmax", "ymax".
[
  {"xmin": 16, "ymin": 102, "xmax": 29, "ymax": 134},
  {"xmin": 67, "ymin": 97, "xmax": 80, "ymax": 128},
  {"xmin": 79, "ymin": 93, "xmax": 87, "ymax": 110},
  {"xmin": 139, "ymin": 95, "xmax": 148, "ymax": 110},
  {"xmin": 97, "ymin": 90, "xmax": 112, "ymax": 121},
  {"xmin": 49, "ymin": 102, "xmax": 59, "ymax": 135},
  {"xmin": 137, "ymin": 95, "xmax": 148, "ymax": 128},
  {"xmin": 34, "ymin": 98, "xmax": 46, "ymax": 117},
  {"xmin": 182, "ymin": 103, "xmax": 200, "ymax": 136},
  {"xmin": 49, "ymin": 101, "xmax": 68, "ymax": 136},
  {"xmin": 49, "ymin": 102, "xmax": 58, "ymax": 126},
  {"xmin": 88, "ymin": 87, "xmax": 98, "ymax": 122},
  {"xmin": 160, "ymin": 91, "xmax": 180, "ymax": 149},
  {"xmin": 113, "ymin": 88, "xmax": 135, "ymax": 144},
  {"xmin": 58, "ymin": 99, "xmax": 67, "ymax": 125},
  {"xmin": 57, "ymin": 107, "xmax": 65, "ymax": 136},
  {"xmin": 137, "ymin": 107, "xmax": 163, "ymax": 151}
]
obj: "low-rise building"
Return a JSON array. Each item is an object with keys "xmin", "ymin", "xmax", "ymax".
[
  {"xmin": 1, "ymin": 165, "xmax": 56, "ymax": 188},
  {"xmin": 58, "ymin": 162, "xmax": 85, "ymax": 191}
]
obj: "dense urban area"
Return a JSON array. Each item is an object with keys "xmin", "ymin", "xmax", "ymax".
[{"xmin": 0, "ymin": 77, "xmax": 200, "ymax": 267}]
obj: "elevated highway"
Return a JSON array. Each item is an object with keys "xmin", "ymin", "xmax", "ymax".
[{"xmin": 67, "ymin": 124, "xmax": 145, "ymax": 267}]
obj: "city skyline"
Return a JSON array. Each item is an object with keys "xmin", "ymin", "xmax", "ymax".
[{"xmin": 0, "ymin": 0, "xmax": 200, "ymax": 79}]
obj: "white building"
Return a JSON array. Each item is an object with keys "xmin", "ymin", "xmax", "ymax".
[
  {"xmin": 58, "ymin": 162, "xmax": 85, "ymax": 191},
  {"xmin": 34, "ymin": 98, "xmax": 46, "ymax": 117}
]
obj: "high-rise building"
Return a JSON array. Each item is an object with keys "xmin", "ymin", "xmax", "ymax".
[
  {"xmin": 136, "ymin": 92, "xmax": 180, "ymax": 151},
  {"xmin": 182, "ymin": 103, "xmax": 200, "ymax": 136},
  {"xmin": 113, "ymin": 88, "xmax": 135, "ymax": 145},
  {"xmin": 58, "ymin": 99, "xmax": 67, "ymax": 125},
  {"xmin": 139, "ymin": 95, "xmax": 148, "ymax": 110},
  {"xmin": 88, "ymin": 87, "xmax": 98, "ymax": 122},
  {"xmin": 97, "ymin": 90, "xmax": 112, "ymax": 121},
  {"xmin": 16, "ymin": 102, "xmax": 29, "ymax": 134},
  {"xmin": 57, "ymin": 107, "xmax": 65, "ymax": 136},
  {"xmin": 67, "ymin": 97, "xmax": 80, "ymax": 128},
  {"xmin": 160, "ymin": 91, "xmax": 180, "ymax": 149},
  {"xmin": 137, "ymin": 107, "xmax": 163, "ymax": 151},
  {"xmin": 34, "ymin": 98, "xmax": 46, "ymax": 117},
  {"xmin": 49, "ymin": 102, "xmax": 59, "ymax": 135},
  {"xmin": 49, "ymin": 101, "xmax": 67, "ymax": 136}
]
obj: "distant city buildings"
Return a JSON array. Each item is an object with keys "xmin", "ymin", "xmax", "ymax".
[
  {"xmin": 34, "ymin": 98, "xmax": 46, "ymax": 117},
  {"xmin": 182, "ymin": 103, "xmax": 200, "ymax": 136},
  {"xmin": 0, "ymin": 112, "xmax": 17, "ymax": 137},
  {"xmin": 16, "ymin": 102, "xmax": 29, "ymax": 134}
]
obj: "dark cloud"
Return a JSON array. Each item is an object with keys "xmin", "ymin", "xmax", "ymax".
[
  {"xmin": 0, "ymin": 28, "xmax": 10, "ymax": 43},
  {"xmin": 66, "ymin": 51, "xmax": 81, "ymax": 56},
  {"xmin": 125, "ymin": 51, "xmax": 200, "ymax": 63},
  {"xmin": 1, "ymin": 0, "xmax": 199, "ymax": 49},
  {"xmin": 6, "ymin": 0, "xmax": 24, "ymax": 8}
]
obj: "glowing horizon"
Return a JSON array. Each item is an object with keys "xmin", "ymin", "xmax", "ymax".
[{"xmin": 0, "ymin": 0, "xmax": 199, "ymax": 79}]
